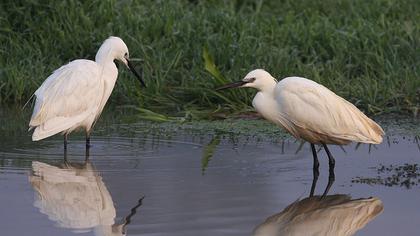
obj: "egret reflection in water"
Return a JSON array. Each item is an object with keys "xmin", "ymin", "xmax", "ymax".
[
  {"xmin": 253, "ymin": 168, "xmax": 383, "ymax": 236},
  {"xmin": 253, "ymin": 194, "xmax": 383, "ymax": 236},
  {"xmin": 29, "ymin": 159, "xmax": 143, "ymax": 236}
]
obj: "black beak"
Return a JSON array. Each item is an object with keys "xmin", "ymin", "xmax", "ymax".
[
  {"xmin": 127, "ymin": 59, "xmax": 146, "ymax": 88},
  {"xmin": 215, "ymin": 81, "xmax": 248, "ymax": 91}
]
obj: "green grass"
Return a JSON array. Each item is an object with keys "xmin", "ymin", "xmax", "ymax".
[{"xmin": 1, "ymin": 0, "xmax": 419, "ymax": 119}]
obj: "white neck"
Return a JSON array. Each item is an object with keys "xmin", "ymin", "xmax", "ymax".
[
  {"xmin": 251, "ymin": 80, "xmax": 278, "ymax": 123},
  {"xmin": 93, "ymin": 61, "xmax": 118, "ymax": 124},
  {"xmin": 258, "ymin": 79, "xmax": 277, "ymax": 94},
  {"xmin": 95, "ymin": 43, "xmax": 116, "ymax": 65}
]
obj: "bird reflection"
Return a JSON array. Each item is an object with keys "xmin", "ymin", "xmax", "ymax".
[
  {"xmin": 253, "ymin": 171, "xmax": 383, "ymax": 236},
  {"xmin": 253, "ymin": 194, "xmax": 383, "ymax": 236},
  {"xmin": 29, "ymin": 159, "xmax": 143, "ymax": 236}
]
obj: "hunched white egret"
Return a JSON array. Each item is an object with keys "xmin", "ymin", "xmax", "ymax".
[
  {"xmin": 217, "ymin": 69, "xmax": 384, "ymax": 193},
  {"xmin": 253, "ymin": 194, "xmax": 383, "ymax": 236},
  {"xmin": 29, "ymin": 36, "xmax": 145, "ymax": 150}
]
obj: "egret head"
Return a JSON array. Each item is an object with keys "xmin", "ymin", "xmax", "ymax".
[
  {"xmin": 216, "ymin": 69, "xmax": 277, "ymax": 92},
  {"xmin": 96, "ymin": 36, "xmax": 146, "ymax": 87}
]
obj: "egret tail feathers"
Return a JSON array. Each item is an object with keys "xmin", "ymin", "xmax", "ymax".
[
  {"xmin": 341, "ymin": 100, "xmax": 385, "ymax": 144},
  {"xmin": 31, "ymin": 114, "xmax": 89, "ymax": 141},
  {"xmin": 362, "ymin": 120, "xmax": 384, "ymax": 144}
]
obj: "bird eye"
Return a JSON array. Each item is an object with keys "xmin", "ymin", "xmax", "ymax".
[
  {"xmin": 245, "ymin": 77, "xmax": 256, "ymax": 83},
  {"xmin": 124, "ymin": 52, "xmax": 128, "ymax": 58}
]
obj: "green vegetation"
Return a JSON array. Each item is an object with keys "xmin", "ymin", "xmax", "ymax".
[
  {"xmin": 1, "ymin": 0, "xmax": 419, "ymax": 119},
  {"xmin": 1, "ymin": 108, "xmax": 419, "ymax": 149}
]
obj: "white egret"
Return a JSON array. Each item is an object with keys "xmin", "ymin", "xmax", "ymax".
[
  {"xmin": 217, "ymin": 69, "xmax": 384, "ymax": 193},
  {"xmin": 253, "ymin": 194, "xmax": 383, "ymax": 236},
  {"xmin": 28, "ymin": 36, "xmax": 145, "ymax": 149},
  {"xmin": 30, "ymin": 160, "xmax": 144, "ymax": 236}
]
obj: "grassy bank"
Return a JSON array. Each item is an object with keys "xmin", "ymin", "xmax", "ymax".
[
  {"xmin": 1, "ymin": 107, "xmax": 419, "ymax": 145},
  {"xmin": 1, "ymin": 0, "xmax": 419, "ymax": 119}
]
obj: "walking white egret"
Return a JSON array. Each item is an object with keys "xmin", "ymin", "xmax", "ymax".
[
  {"xmin": 217, "ymin": 69, "xmax": 384, "ymax": 193},
  {"xmin": 29, "ymin": 36, "xmax": 145, "ymax": 149}
]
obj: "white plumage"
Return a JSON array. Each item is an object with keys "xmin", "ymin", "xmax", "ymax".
[
  {"xmin": 29, "ymin": 60, "xmax": 105, "ymax": 140},
  {"xmin": 245, "ymin": 70, "xmax": 384, "ymax": 145},
  {"xmin": 29, "ymin": 161, "xmax": 119, "ymax": 235},
  {"xmin": 217, "ymin": 69, "xmax": 385, "ymax": 178},
  {"xmin": 253, "ymin": 194, "xmax": 383, "ymax": 236},
  {"xmin": 29, "ymin": 36, "xmax": 145, "ymax": 145}
]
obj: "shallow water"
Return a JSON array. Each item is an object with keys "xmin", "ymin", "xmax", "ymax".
[{"xmin": 0, "ymin": 117, "xmax": 419, "ymax": 236}]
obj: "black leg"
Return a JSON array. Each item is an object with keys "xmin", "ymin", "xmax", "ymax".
[
  {"xmin": 63, "ymin": 134, "xmax": 69, "ymax": 158},
  {"xmin": 322, "ymin": 170, "xmax": 335, "ymax": 197},
  {"xmin": 321, "ymin": 143, "xmax": 335, "ymax": 197},
  {"xmin": 86, "ymin": 132, "xmax": 91, "ymax": 149},
  {"xmin": 64, "ymin": 134, "xmax": 68, "ymax": 150},
  {"xmin": 64, "ymin": 148, "xmax": 68, "ymax": 164},
  {"xmin": 85, "ymin": 132, "xmax": 91, "ymax": 160},
  {"xmin": 310, "ymin": 143, "xmax": 320, "ymax": 197},
  {"xmin": 322, "ymin": 143, "xmax": 335, "ymax": 170},
  {"xmin": 85, "ymin": 145, "xmax": 90, "ymax": 161}
]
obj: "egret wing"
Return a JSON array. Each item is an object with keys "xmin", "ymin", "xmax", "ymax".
[
  {"xmin": 275, "ymin": 77, "xmax": 384, "ymax": 144},
  {"xmin": 29, "ymin": 60, "xmax": 103, "ymax": 140}
]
